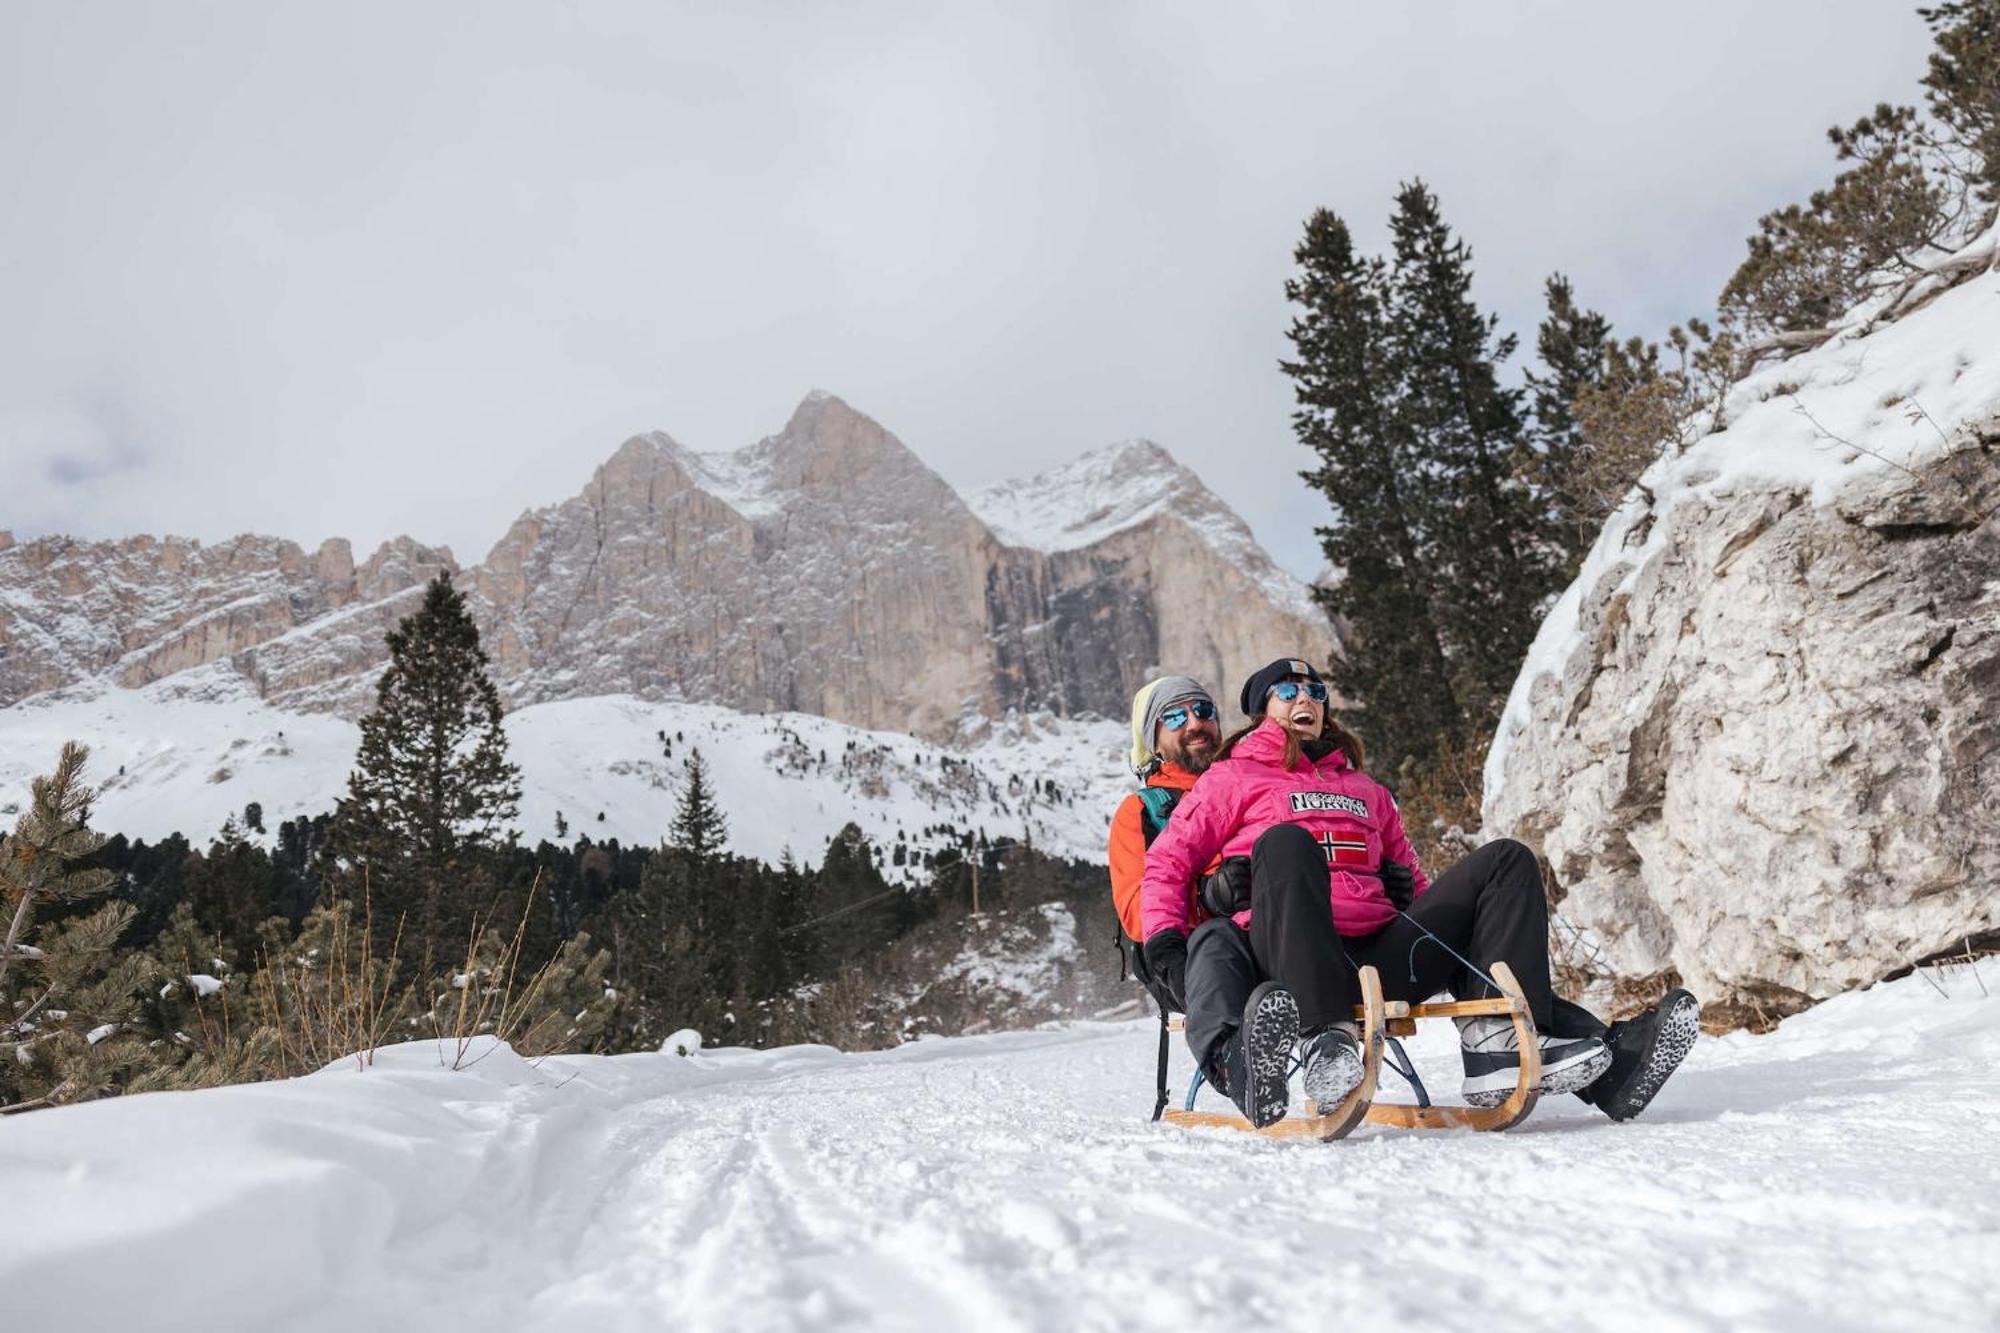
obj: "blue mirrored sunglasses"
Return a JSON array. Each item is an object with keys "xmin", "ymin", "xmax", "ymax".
[
  {"xmin": 1160, "ymin": 699, "xmax": 1218, "ymax": 731},
  {"xmin": 1269, "ymin": 680, "xmax": 1329, "ymax": 704}
]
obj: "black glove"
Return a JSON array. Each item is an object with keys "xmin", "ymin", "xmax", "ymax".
[
  {"xmin": 1143, "ymin": 929, "xmax": 1189, "ymax": 1013},
  {"xmin": 1379, "ymin": 860, "xmax": 1416, "ymax": 912},
  {"xmin": 1198, "ymin": 856, "xmax": 1254, "ymax": 918}
]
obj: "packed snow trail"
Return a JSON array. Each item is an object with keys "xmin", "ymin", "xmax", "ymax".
[{"xmin": 8, "ymin": 962, "xmax": 1999, "ymax": 1333}]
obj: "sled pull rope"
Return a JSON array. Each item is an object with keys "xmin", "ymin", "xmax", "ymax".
[{"xmin": 1391, "ymin": 904, "xmax": 1509, "ymax": 1001}]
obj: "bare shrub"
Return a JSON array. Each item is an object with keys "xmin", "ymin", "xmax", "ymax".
[{"xmin": 247, "ymin": 895, "xmax": 410, "ymax": 1076}]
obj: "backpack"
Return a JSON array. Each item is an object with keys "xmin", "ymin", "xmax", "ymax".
[
  {"xmin": 1136, "ymin": 785, "xmax": 1181, "ymax": 847},
  {"xmin": 1116, "ymin": 784, "xmax": 1183, "ymax": 988}
]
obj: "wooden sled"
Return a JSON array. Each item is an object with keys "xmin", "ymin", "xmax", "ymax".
[{"xmin": 1158, "ymin": 962, "xmax": 1541, "ymax": 1140}]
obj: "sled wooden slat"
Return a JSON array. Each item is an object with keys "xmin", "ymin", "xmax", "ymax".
[
  {"xmin": 1161, "ymin": 1108, "xmax": 1362, "ymax": 1140},
  {"xmin": 1364, "ymin": 1103, "xmax": 1515, "ymax": 1130},
  {"xmin": 1353, "ymin": 996, "xmax": 1518, "ymax": 1023}
]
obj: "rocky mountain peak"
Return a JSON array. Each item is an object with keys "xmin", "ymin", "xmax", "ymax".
[
  {"xmin": 756, "ymin": 391, "xmax": 947, "ymax": 499},
  {"xmin": 968, "ymin": 437, "xmax": 1216, "ymax": 553}
]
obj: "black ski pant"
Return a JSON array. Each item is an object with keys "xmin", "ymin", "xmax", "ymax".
[{"xmin": 1184, "ymin": 827, "xmax": 1597, "ymax": 1070}]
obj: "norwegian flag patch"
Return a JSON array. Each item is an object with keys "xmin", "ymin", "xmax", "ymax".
[{"xmin": 1315, "ymin": 831, "xmax": 1371, "ymax": 867}]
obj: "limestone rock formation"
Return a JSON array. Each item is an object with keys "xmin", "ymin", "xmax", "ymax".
[
  {"xmin": 1484, "ymin": 265, "xmax": 2000, "ymax": 1017},
  {"xmin": 0, "ymin": 533, "xmax": 453, "ymax": 711},
  {"xmin": 970, "ymin": 439, "xmax": 1333, "ymax": 723},
  {"xmin": 474, "ymin": 393, "xmax": 1004, "ymax": 736},
  {"xmin": 0, "ymin": 395, "xmax": 1330, "ymax": 737}
]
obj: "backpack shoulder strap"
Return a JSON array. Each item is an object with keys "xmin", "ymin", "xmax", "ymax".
[{"xmin": 1135, "ymin": 785, "xmax": 1182, "ymax": 846}]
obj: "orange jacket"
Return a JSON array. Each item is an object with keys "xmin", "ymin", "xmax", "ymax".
[{"xmin": 1108, "ymin": 761, "xmax": 1216, "ymax": 941}]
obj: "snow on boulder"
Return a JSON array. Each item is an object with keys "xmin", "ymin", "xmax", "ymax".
[{"xmin": 1485, "ymin": 239, "xmax": 2000, "ymax": 1020}]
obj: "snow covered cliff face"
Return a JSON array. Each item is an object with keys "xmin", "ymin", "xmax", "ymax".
[
  {"xmin": 1, "ymin": 394, "xmax": 1326, "ymax": 738},
  {"xmin": 972, "ymin": 438, "xmax": 1331, "ymax": 725},
  {"xmin": 1484, "ymin": 257, "xmax": 2000, "ymax": 1015},
  {"xmin": 473, "ymin": 401, "xmax": 1328, "ymax": 735},
  {"xmin": 0, "ymin": 533, "xmax": 453, "ymax": 712}
]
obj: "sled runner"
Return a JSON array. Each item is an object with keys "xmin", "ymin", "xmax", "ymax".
[{"xmin": 1156, "ymin": 962, "xmax": 1542, "ymax": 1140}]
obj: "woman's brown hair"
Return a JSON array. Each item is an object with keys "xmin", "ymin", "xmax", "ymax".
[{"xmin": 1216, "ymin": 713, "xmax": 1368, "ymax": 772}]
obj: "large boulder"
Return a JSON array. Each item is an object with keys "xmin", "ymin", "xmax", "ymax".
[{"xmin": 1484, "ymin": 265, "xmax": 2000, "ymax": 1021}]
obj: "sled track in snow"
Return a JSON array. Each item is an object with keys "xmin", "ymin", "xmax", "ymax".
[{"xmin": 7, "ymin": 962, "xmax": 2000, "ymax": 1332}]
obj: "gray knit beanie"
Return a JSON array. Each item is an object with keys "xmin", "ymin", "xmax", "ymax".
[{"xmin": 1142, "ymin": 675, "xmax": 1215, "ymax": 748}]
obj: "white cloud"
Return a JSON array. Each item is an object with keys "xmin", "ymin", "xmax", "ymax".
[{"xmin": 0, "ymin": 2, "xmax": 1936, "ymax": 577}]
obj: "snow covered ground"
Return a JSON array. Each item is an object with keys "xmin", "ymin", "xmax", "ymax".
[
  {"xmin": 7, "ymin": 959, "xmax": 1995, "ymax": 1332},
  {"xmin": 0, "ymin": 669, "xmax": 1131, "ymax": 868}
]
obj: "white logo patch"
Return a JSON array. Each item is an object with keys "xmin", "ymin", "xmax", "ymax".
[{"xmin": 1290, "ymin": 792, "xmax": 1369, "ymax": 818}]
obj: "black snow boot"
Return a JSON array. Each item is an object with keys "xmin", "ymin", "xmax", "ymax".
[
  {"xmin": 1577, "ymin": 989, "xmax": 1700, "ymax": 1121},
  {"xmin": 1208, "ymin": 982, "xmax": 1300, "ymax": 1128}
]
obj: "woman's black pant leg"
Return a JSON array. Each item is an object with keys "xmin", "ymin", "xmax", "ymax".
[
  {"xmin": 1246, "ymin": 823, "xmax": 1357, "ymax": 1032},
  {"xmin": 1416, "ymin": 836, "xmax": 1552, "ymax": 1020},
  {"xmin": 1355, "ymin": 837, "xmax": 1556, "ymax": 1028}
]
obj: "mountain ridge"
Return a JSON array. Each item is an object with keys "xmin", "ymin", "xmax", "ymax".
[{"xmin": 1, "ymin": 393, "xmax": 1332, "ymax": 735}]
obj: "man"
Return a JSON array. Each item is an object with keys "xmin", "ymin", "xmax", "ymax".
[{"xmin": 1108, "ymin": 675, "xmax": 1223, "ymax": 998}]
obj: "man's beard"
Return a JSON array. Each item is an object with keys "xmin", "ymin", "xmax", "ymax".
[{"xmin": 1172, "ymin": 735, "xmax": 1218, "ymax": 774}]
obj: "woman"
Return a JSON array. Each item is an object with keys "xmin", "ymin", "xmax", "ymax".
[{"xmin": 1138, "ymin": 657, "xmax": 1612, "ymax": 1129}]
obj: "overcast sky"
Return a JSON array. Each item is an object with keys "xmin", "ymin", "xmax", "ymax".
[{"xmin": 1, "ymin": 2, "xmax": 1936, "ymax": 578}]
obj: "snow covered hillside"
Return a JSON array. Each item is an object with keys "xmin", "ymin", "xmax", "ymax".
[
  {"xmin": 5, "ymin": 959, "xmax": 1994, "ymax": 1332},
  {"xmin": 0, "ymin": 665, "xmax": 1131, "ymax": 868}
]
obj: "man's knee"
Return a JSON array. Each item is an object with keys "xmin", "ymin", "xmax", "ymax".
[{"xmin": 1189, "ymin": 917, "xmax": 1253, "ymax": 971}]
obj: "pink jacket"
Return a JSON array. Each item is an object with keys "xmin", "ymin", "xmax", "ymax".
[{"xmin": 1139, "ymin": 718, "xmax": 1428, "ymax": 940}]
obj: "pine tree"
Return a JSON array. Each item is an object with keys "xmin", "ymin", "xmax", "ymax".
[
  {"xmin": 1522, "ymin": 273, "xmax": 1614, "ymax": 574},
  {"xmin": 1384, "ymin": 181, "xmax": 1563, "ymax": 732},
  {"xmin": 0, "ymin": 743, "xmax": 153, "ymax": 1111},
  {"xmin": 607, "ymin": 851, "xmax": 709, "ymax": 1043},
  {"xmin": 669, "ymin": 749, "xmax": 728, "ymax": 860},
  {"xmin": 327, "ymin": 573, "xmax": 521, "ymax": 968},
  {"xmin": 1922, "ymin": 1, "xmax": 2000, "ymax": 202},
  {"xmin": 1284, "ymin": 206, "xmax": 1465, "ymax": 769},
  {"xmin": 816, "ymin": 824, "xmax": 898, "ymax": 967},
  {"xmin": 183, "ymin": 820, "xmax": 281, "ymax": 968}
]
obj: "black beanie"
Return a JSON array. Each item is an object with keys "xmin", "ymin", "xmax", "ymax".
[{"xmin": 1239, "ymin": 656, "xmax": 1324, "ymax": 719}]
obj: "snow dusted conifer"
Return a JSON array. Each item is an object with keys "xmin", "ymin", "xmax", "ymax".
[
  {"xmin": 1922, "ymin": 1, "xmax": 2000, "ymax": 202},
  {"xmin": 328, "ymin": 573, "xmax": 521, "ymax": 969},
  {"xmin": 1385, "ymin": 181, "xmax": 1564, "ymax": 735},
  {"xmin": 1284, "ymin": 206, "xmax": 1465, "ymax": 769},
  {"xmin": 669, "ymin": 749, "xmax": 728, "ymax": 860},
  {"xmin": 0, "ymin": 743, "xmax": 152, "ymax": 1111},
  {"xmin": 1522, "ymin": 274, "xmax": 1615, "ymax": 575}
]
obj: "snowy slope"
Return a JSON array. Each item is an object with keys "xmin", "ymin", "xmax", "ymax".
[
  {"xmin": 4, "ymin": 959, "xmax": 1996, "ymax": 1332},
  {"xmin": 0, "ymin": 664, "xmax": 1130, "ymax": 867}
]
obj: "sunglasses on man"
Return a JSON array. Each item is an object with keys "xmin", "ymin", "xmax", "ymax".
[
  {"xmin": 1159, "ymin": 699, "xmax": 1218, "ymax": 731},
  {"xmin": 1269, "ymin": 680, "xmax": 1329, "ymax": 704}
]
